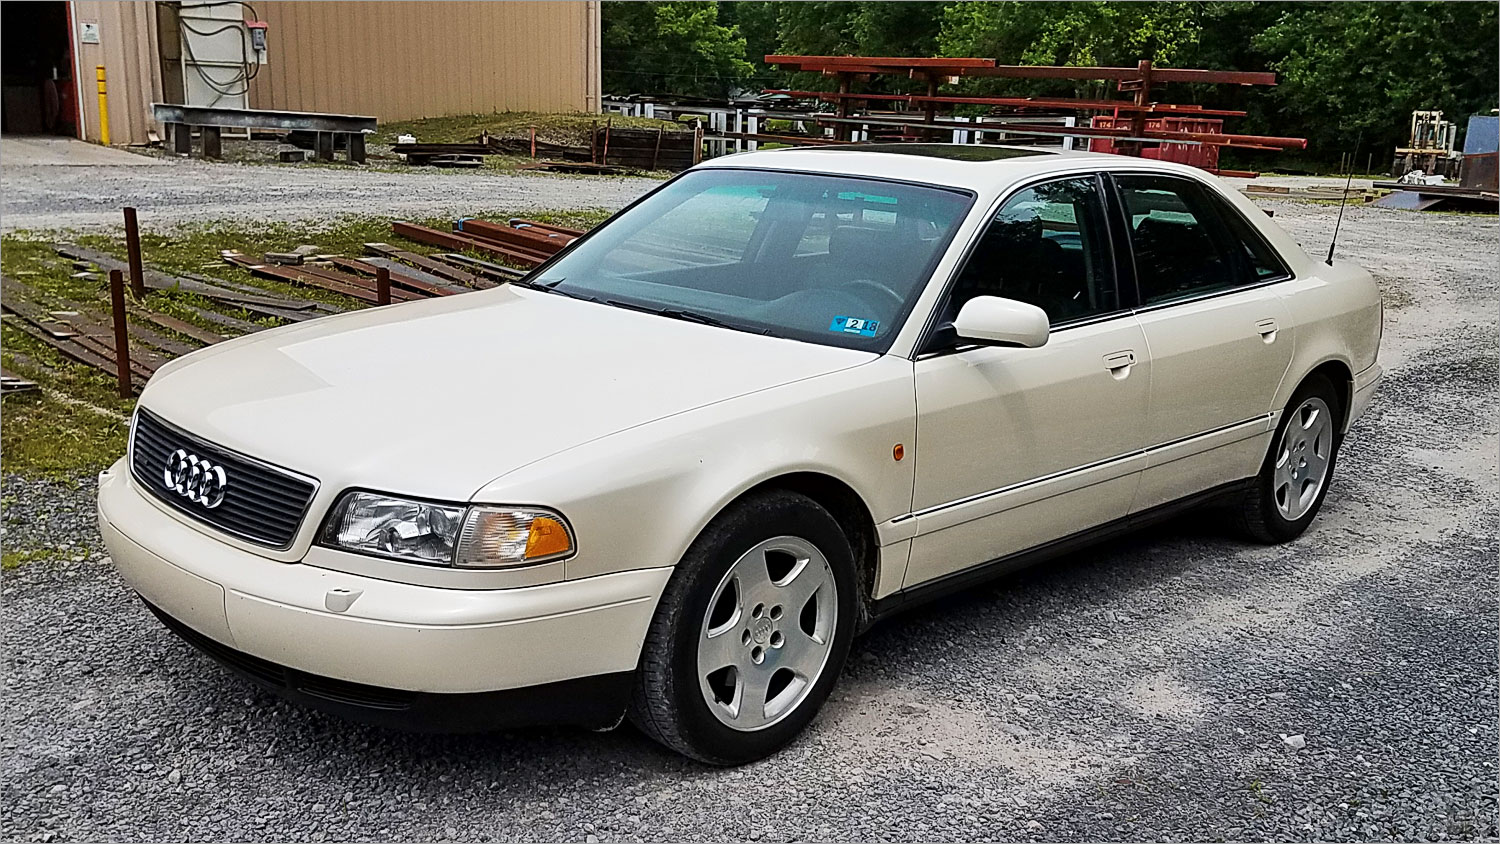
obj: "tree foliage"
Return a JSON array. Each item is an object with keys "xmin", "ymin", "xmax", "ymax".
[
  {"xmin": 601, "ymin": 2, "xmax": 755, "ymax": 98},
  {"xmin": 1253, "ymin": 2, "xmax": 1499, "ymax": 155},
  {"xmin": 601, "ymin": 1, "xmax": 1499, "ymax": 162}
]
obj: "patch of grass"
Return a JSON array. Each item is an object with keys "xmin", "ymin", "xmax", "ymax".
[
  {"xmin": 0, "ymin": 385, "xmax": 130, "ymax": 482},
  {"xmin": 376, "ymin": 111, "xmax": 688, "ymax": 147},
  {"xmin": 2, "ymin": 547, "xmax": 73, "ymax": 570}
]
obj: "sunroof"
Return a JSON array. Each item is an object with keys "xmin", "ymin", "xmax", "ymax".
[{"xmin": 799, "ymin": 143, "xmax": 1053, "ymax": 161}]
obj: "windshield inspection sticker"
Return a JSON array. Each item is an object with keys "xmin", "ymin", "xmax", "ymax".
[{"xmin": 830, "ymin": 316, "xmax": 880, "ymax": 337}]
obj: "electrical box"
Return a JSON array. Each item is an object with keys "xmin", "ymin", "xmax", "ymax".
[
  {"xmin": 178, "ymin": 0, "xmax": 254, "ymax": 110},
  {"xmin": 247, "ymin": 21, "xmax": 269, "ymax": 64}
]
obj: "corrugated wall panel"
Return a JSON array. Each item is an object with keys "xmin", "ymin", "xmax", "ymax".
[
  {"xmin": 71, "ymin": 0, "xmax": 163, "ymax": 145},
  {"xmin": 246, "ymin": 1, "xmax": 592, "ymax": 121}
]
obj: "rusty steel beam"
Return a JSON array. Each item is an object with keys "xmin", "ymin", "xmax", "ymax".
[
  {"xmin": 327, "ymin": 257, "xmax": 456, "ymax": 297},
  {"xmin": 123, "ymin": 206, "xmax": 146, "ymax": 299},
  {"xmin": 3, "ymin": 315, "xmax": 129, "ymax": 387},
  {"xmin": 135, "ymin": 310, "xmax": 228, "ymax": 345},
  {"xmin": 375, "ymin": 267, "xmax": 391, "ymax": 306},
  {"xmin": 392, "ymin": 222, "xmax": 544, "ymax": 267},
  {"xmin": 108, "ymin": 270, "xmax": 133, "ymax": 397},
  {"xmin": 364, "ymin": 243, "xmax": 480, "ymax": 286},
  {"xmin": 454, "ymin": 218, "xmax": 573, "ymax": 255},
  {"xmin": 767, "ymin": 55, "xmax": 996, "ymax": 69},
  {"xmin": 957, "ymin": 65, "xmax": 1277, "ymax": 86},
  {"xmin": 767, "ymin": 89, "xmax": 1247, "ymax": 117},
  {"xmin": 509, "ymin": 218, "xmax": 586, "ymax": 238},
  {"xmin": 803, "ymin": 112, "xmax": 1305, "ymax": 149},
  {"xmin": 222, "ymin": 250, "xmax": 399, "ymax": 305},
  {"xmin": 296, "ymin": 264, "xmax": 422, "ymax": 303},
  {"xmin": 766, "ymin": 57, "xmax": 1276, "ymax": 87}
]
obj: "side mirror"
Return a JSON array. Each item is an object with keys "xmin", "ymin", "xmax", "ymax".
[{"xmin": 953, "ymin": 296, "xmax": 1050, "ymax": 348}]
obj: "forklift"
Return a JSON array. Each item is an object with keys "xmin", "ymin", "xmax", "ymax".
[{"xmin": 1392, "ymin": 110, "xmax": 1462, "ymax": 179}]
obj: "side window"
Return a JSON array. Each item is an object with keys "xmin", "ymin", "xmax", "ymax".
[
  {"xmin": 1206, "ymin": 192, "xmax": 1292, "ymax": 283},
  {"xmin": 1114, "ymin": 175, "xmax": 1241, "ymax": 305},
  {"xmin": 948, "ymin": 176, "xmax": 1117, "ymax": 325}
]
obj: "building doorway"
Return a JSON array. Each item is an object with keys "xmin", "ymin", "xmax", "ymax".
[{"xmin": 2, "ymin": 1, "xmax": 79, "ymax": 136}]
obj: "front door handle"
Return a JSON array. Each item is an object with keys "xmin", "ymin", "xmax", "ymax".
[
  {"xmin": 1103, "ymin": 350, "xmax": 1136, "ymax": 380},
  {"xmin": 1256, "ymin": 318, "xmax": 1279, "ymax": 342}
]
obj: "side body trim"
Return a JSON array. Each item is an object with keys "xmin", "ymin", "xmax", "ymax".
[{"xmin": 889, "ymin": 413, "xmax": 1271, "ymax": 531}]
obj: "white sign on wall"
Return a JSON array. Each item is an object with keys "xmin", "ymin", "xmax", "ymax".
[{"xmin": 79, "ymin": 21, "xmax": 100, "ymax": 44}]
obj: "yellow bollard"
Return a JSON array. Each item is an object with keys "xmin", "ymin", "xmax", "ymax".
[{"xmin": 95, "ymin": 65, "xmax": 110, "ymax": 146}]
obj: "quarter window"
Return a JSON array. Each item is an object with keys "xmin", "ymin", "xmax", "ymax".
[
  {"xmin": 1206, "ymin": 192, "xmax": 1292, "ymax": 283},
  {"xmin": 1114, "ymin": 175, "xmax": 1240, "ymax": 305},
  {"xmin": 947, "ymin": 176, "xmax": 1117, "ymax": 325}
]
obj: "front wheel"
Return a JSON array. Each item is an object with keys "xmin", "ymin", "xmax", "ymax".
[
  {"xmin": 1237, "ymin": 376, "xmax": 1343, "ymax": 543},
  {"xmin": 628, "ymin": 490, "xmax": 856, "ymax": 764}
]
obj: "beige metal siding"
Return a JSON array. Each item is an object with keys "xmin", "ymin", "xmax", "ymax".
[
  {"xmin": 71, "ymin": 1, "xmax": 164, "ymax": 145},
  {"xmin": 247, "ymin": 1, "xmax": 598, "ymax": 120}
]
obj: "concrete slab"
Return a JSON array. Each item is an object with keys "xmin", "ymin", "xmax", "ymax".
[
  {"xmin": 1, "ymin": 136, "xmax": 168, "ymax": 167},
  {"xmin": 1224, "ymin": 173, "xmax": 1377, "ymax": 192}
]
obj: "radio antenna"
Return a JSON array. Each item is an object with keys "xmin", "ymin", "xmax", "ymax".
[{"xmin": 1326, "ymin": 132, "xmax": 1362, "ymax": 266}]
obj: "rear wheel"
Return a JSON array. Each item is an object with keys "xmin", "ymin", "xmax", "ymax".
[
  {"xmin": 629, "ymin": 490, "xmax": 855, "ymax": 765},
  {"xmin": 1237, "ymin": 376, "xmax": 1343, "ymax": 543}
]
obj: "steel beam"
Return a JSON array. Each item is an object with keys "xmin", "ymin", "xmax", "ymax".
[{"xmin": 150, "ymin": 103, "xmax": 377, "ymax": 134}]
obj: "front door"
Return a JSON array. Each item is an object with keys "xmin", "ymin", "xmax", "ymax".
[{"xmin": 905, "ymin": 175, "xmax": 1149, "ymax": 588}]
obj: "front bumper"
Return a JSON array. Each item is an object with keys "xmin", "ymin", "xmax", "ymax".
[{"xmin": 98, "ymin": 459, "xmax": 672, "ymax": 729}]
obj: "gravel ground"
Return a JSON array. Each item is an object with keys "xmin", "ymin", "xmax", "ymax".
[
  {"xmin": 0, "ymin": 138, "xmax": 657, "ymax": 232},
  {"xmin": 2, "ymin": 201, "xmax": 1496, "ymax": 842}
]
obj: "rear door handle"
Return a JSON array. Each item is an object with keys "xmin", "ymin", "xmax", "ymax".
[
  {"xmin": 1103, "ymin": 350, "xmax": 1136, "ymax": 379},
  {"xmin": 1256, "ymin": 318, "xmax": 1279, "ymax": 342}
]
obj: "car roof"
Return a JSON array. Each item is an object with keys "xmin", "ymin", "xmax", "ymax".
[{"xmin": 694, "ymin": 143, "xmax": 1190, "ymax": 192}]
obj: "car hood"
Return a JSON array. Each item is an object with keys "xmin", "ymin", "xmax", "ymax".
[{"xmin": 140, "ymin": 287, "xmax": 875, "ymax": 500}]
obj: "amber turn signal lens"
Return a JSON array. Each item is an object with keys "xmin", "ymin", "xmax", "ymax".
[
  {"xmin": 892, "ymin": 443, "xmax": 905, "ymax": 461},
  {"xmin": 525, "ymin": 515, "xmax": 573, "ymax": 559}
]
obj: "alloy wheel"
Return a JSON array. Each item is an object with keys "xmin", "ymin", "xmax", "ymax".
[
  {"xmin": 1274, "ymin": 396, "xmax": 1335, "ymax": 521},
  {"xmin": 696, "ymin": 536, "xmax": 838, "ymax": 731}
]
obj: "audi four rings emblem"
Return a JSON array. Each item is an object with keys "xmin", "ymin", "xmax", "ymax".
[{"xmin": 163, "ymin": 448, "xmax": 228, "ymax": 509}]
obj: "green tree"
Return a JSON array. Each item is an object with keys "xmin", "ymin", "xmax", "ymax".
[
  {"xmin": 601, "ymin": 2, "xmax": 755, "ymax": 97},
  {"xmin": 939, "ymin": 2, "xmax": 1204, "ymax": 66},
  {"xmin": 1253, "ymin": 2, "xmax": 1499, "ymax": 157},
  {"xmin": 767, "ymin": 2, "xmax": 944, "ymax": 91}
]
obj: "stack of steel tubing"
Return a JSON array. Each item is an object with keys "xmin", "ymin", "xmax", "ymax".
[{"xmin": 761, "ymin": 55, "xmax": 1305, "ymax": 159}]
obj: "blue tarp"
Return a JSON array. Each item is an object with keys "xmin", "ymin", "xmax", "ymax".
[{"xmin": 1462, "ymin": 115, "xmax": 1498, "ymax": 155}]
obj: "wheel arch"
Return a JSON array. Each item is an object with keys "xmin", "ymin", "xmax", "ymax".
[
  {"xmin": 726, "ymin": 472, "xmax": 880, "ymax": 629},
  {"xmin": 1293, "ymin": 358, "xmax": 1355, "ymax": 432}
]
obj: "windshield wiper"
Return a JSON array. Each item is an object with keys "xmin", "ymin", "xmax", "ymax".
[
  {"xmin": 604, "ymin": 300, "xmax": 773, "ymax": 335},
  {"xmin": 508, "ymin": 276, "xmax": 596, "ymax": 302}
]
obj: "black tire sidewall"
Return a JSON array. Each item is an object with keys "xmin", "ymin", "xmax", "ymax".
[
  {"xmin": 664, "ymin": 491, "xmax": 857, "ymax": 764},
  {"xmin": 1257, "ymin": 375, "xmax": 1344, "ymax": 541}
]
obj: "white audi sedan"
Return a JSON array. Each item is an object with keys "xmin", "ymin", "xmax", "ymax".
[{"xmin": 99, "ymin": 145, "xmax": 1382, "ymax": 764}]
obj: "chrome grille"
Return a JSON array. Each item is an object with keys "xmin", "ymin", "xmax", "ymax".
[{"xmin": 130, "ymin": 409, "xmax": 318, "ymax": 549}]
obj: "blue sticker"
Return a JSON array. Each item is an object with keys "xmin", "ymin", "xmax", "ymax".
[{"xmin": 830, "ymin": 316, "xmax": 880, "ymax": 338}]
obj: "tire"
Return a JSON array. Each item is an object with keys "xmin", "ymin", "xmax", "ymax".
[
  {"xmin": 1236, "ymin": 375, "xmax": 1344, "ymax": 543},
  {"xmin": 628, "ymin": 489, "xmax": 857, "ymax": 765}
]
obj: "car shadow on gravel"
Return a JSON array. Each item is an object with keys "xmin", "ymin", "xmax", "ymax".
[{"xmin": 848, "ymin": 508, "xmax": 1254, "ymax": 659}]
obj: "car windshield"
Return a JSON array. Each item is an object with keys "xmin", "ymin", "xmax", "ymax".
[{"xmin": 532, "ymin": 168, "xmax": 974, "ymax": 351}]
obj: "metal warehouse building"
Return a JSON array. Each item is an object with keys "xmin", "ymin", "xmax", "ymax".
[{"xmin": 1, "ymin": 1, "xmax": 603, "ymax": 145}]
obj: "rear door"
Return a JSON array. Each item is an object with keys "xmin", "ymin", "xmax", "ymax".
[{"xmin": 1108, "ymin": 174, "xmax": 1295, "ymax": 512}]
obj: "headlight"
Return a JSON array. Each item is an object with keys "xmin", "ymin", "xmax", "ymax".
[{"xmin": 319, "ymin": 491, "xmax": 574, "ymax": 568}]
